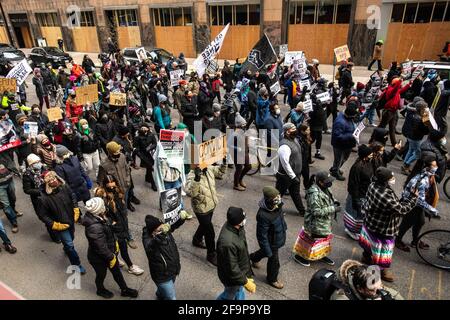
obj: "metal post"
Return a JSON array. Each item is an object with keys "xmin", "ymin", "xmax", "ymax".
[{"xmin": 332, "ymin": 55, "xmax": 336, "ymax": 83}]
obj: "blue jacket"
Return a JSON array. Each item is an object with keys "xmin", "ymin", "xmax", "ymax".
[
  {"xmin": 331, "ymin": 112, "xmax": 356, "ymax": 149},
  {"xmin": 256, "ymin": 96, "xmax": 270, "ymax": 127},
  {"xmin": 290, "ymin": 109, "xmax": 305, "ymax": 128},
  {"xmin": 153, "ymin": 105, "xmax": 171, "ymax": 129},
  {"xmin": 256, "ymin": 199, "xmax": 287, "ymax": 257},
  {"xmin": 284, "ymin": 78, "xmax": 294, "ymax": 105},
  {"xmin": 54, "ymin": 156, "xmax": 91, "ymax": 203},
  {"xmin": 264, "ymin": 113, "xmax": 283, "ymax": 142}
]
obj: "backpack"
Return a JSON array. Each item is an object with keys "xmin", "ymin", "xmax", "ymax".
[{"xmin": 308, "ymin": 269, "xmax": 355, "ymax": 300}]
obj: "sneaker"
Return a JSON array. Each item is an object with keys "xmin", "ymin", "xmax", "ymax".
[
  {"xmin": 127, "ymin": 204, "xmax": 136, "ymax": 212},
  {"xmin": 121, "ymin": 287, "xmax": 139, "ymax": 298},
  {"xmin": 323, "ymin": 129, "xmax": 332, "ymax": 135},
  {"xmin": 330, "ymin": 171, "xmax": 345, "ymax": 181},
  {"xmin": 395, "ymin": 240, "xmax": 411, "ymax": 252},
  {"xmin": 251, "ymin": 260, "xmax": 262, "ymax": 269},
  {"xmin": 233, "ymin": 185, "xmax": 246, "ymax": 191},
  {"xmin": 381, "ymin": 269, "xmax": 395, "ymax": 282},
  {"xmin": 15, "ymin": 211, "xmax": 23, "ymax": 217},
  {"xmin": 128, "ymin": 264, "xmax": 144, "ymax": 276},
  {"xmin": 97, "ymin": 288, "xmax": 114, "ymax": 299},
  {"xmin": 78, "ymin": 265, "xmax": 87, "ymax": 275},
  {"xmin": 401, "ymin": 165, "xmax": 411, "ymax": 176},
  {"xmin": 293, "ymin": 254, "xmax": 310, "ymax": 267},
  {"xmin": 239, "ymin": 181, "xmax": 247, "ymax": 188},
  {"xmin": 320, "ymin": 256, "xmax": 335, "ymax": 266},
  {"xmin": 314, "ymin": 153, "xmax": 325, "ymax": 160},
  {"xmin": 4, "ymin": 244, "xmax": 17, "ymax": 254},
  {"xmin": 11, "ymin": 225, "xmax": 18, "ymax": 233},
  {"xmin": 127, "ymin": 239, "xmax": 138, "ymax": 249},
  {"xmin": 130, "ymin": 196, "xmax": 141, "ymax": 205},
  {"xmin": 344, "ymin": 228, "xmax": 360, "ymax": 241},
  {"xmin": 207, "ymin": 253, "xmax": 218, "ymax": 266},
  {"xmin": 269, "ymin": 281, "xmax": 284, "ymax": 289},
  {"xmin": 118, "ymin": 257, "xmax": 125, "ymax": 267},
  {"xmin": 192, "ymin": 239, "xmax": 207, "ymax": 249}
]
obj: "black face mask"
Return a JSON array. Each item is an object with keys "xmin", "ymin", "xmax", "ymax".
[
  {"xmin": 106, "ymin": 187, "xmax": 116, "ymax": 192},
  {"xmin": 110, "ymin": 154, "xmax": 121, "ymax": 161},
  {"xmin": 322, "ymin": 181, "xmax": 333, "ymax": 189}
]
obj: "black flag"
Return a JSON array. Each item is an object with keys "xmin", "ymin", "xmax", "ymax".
[{"xmin": 240, "ymin": 34, "xmax": 277, "ymax": 75}]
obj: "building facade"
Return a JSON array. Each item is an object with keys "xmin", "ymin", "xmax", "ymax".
[{"xmin": 0, "ymin": 0, "xmax": 449, "ymax": 65}]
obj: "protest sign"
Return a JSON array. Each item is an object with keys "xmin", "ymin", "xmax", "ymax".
[
  {"xmin": 270, "ymin": 81, "xmax": 281, "ymax": 96},
  {"xmin": 334, "ymin": 45, "xmax": 351, "ymax": 63},
  {"xmin": 76, "ymin": 84, "xmax": 98, "ymax": 105},
  {"xmin": 160, "ymin": 129, "xmax": 185, "ymax": 164},
  {"xmin": 0, "ymin": 78, "xmax": 16, "ymax": 93},
  {"xmin": 161, "ymin": 187, "xmax": 182, "ymax": 226},
  {"xmin": 47, "ymin": 107, "xmax": 62, "ymax": 122},
  {"xmin": 401, "ymin": 61, "xmax": 413, "ymax": 78},
  {"xmin": 6, "ymin": 59, "xmax": 32, "ymax": 85},
  {"xmin": 196, "ymin": 135, "xmax": 227, "ymax": 169},
  {"xmin": 0, "ymin": 120, "xmax": 21, "ymax": 153},
  {"xmin": 316, "ymin": 92, "xmax": 331, "ymax": 103},
  {"xmin": 299, "ymin": 79, "xmax": 311, "ymax": 90},
  {"xmin": 23, "ymin": 122, "xmax": 38, "ymax": 138},
  {"xmin": 284, "ymin": 51, "xmax": 304, "ymax": 66},
  {"xmin": 170, "ymin": 70, "xmax": 185, "ymax": 88},
  {"xmin": 109, "ymin": 92, "xmax": 127, "ymax": 106},
  {"xmin": 279, "ymin": 44, "xmax": 288, "ymax": 56},
  {"xmin": 353, "ymin": 122, "xmax": 366, "ymax": 142},
  {"xmin": 135, "ymin": 47, "xmax": 147, "ymax": 63},
  {"xmin": 302, "ymin": 100, "xmax": 313, "ymax": 113},
  {"xmin": 411, "ymin": 65, "xmax": 424, "ymax": 81}
]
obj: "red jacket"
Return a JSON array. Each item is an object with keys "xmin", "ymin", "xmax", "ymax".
[
  {"xmin": 66, "ymin": 98, "xmax": 83, "ymax": 122},
  {"xmin": 383, "ymin": 81, "xmax": 411, "ymax": 112},
  {"xmin": 212, "ymin": 79, "xmax": 222, "ymax": 92}
]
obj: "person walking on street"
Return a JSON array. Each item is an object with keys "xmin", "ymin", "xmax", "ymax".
[
  {"xmin": 368, "ymin": 40, "xmax": 384, "ymax": 71},
  {"xmin": 250, "ymin": 187, "xmax": 287, "ymax": 289},
  {"xmin": 83, "ymin": 197, "xmax": 139, "ymax": 299},
  {"xmin": 78, "ymin": 118, "xmax": 101, "ymax": 177},
  {"xmin": 0, "ymin": 152, "xmax": 21, "ymax": 234},
  {"xmin": 217, "ymin": 207, "xmax": 255, "ymax": 300},
  {"xmin": 0, "ymin": 217, "xmax": 17, "ymax": 254}
]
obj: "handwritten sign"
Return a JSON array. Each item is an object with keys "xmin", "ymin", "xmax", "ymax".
[
  {"xmin": 353, "ymin": 122, "xmax": 366, "ymax": 142},
  {"xmin": 300, "ymin": 79, "xmax": 311, "ymax": 90},
  {"xmin": 170, "ymin": 70, "xmax": 185, "ymax": 88},
  {"xmin": 161, "ymin": 187, "xmax": 182, "ymax": 226},
  {"xmin": 334, "ymin": 45, "xmax": 351, "ymax": 63},
  {"xmin": 0, "ymin": 78, "xmax": 16, "ymax": 93},
  {"xmin": 303, "ymin": 99, "xmax": 313, "ymax": 113},
  {"xmin": 284, "ymin": 51, "xmax": 304, "ymax": 67},
  {"xmin": 316, "ymin": 92, "xmax": 331, "ymax": 103},
  {"xmin": 411, "ymin": 65, "xmax": 424, "ymax": 81},
  {"xmin": 109, "ymin": 92, "xmax": 127, "ymax": 106},
  {"xmin": 6, "ymin": 59, "xmax": 32, "ymax": 85},
  {"xmin": 196, "ymin": 135, "xmax": 227, "ymax": 169},
  {"xmin": 47, "ymin": 107, "xmax": 62, "ymax": 122},
  {"xmin": 76, "ymin": 84, "xmax": 98, "ymax": 105}
]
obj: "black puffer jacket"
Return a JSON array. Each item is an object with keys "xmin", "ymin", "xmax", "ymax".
[
  {"xmin": 420, "ymin": 138, "xmax": 447, "ymax": 183},
  {"xmin": 348, "ymin": 158, "xmax": 374, "ymax": 200},
  {"xmin": 37, "ymin": 184, "xmax": 78, "ymax": 228},
  {"xmin": 402, "ymin": 108, "xmax": 429, "ymax": 141},
  {"xmin": 105, "ymin": 198, "xmax": 129, "ymax": 239},
  {"xmin": 83, "ymin": 212, "xmax": 116, "ymax": 265},
  {"xmin": 79, "ymin": 130, "xmax": 99, "ymax": 154},
  {"xmin": 95, "ymin": 119, "xmax": 115, "ymax": 151},
  {"xmin": 135, "ymin": 132, "xmax": 157, "ymax": 168}
]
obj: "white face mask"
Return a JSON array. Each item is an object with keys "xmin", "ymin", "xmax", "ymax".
[
  {"xmin": 275, "ymin": 109, "xmax": 281, "ymax": 115},
  {"xmin": 388, "ymin": 178, "xmax": 395, "ymax": 187},
  {"xmin": 82, "ymin": 124, "xmax": 89, "ymax": 130},
  {"xmin": 440, "ymin": 138, "xmax": 447, "ymax": 146},
  {"xmin": 239, "ymin": 218, "xmax": 247, "ymax": 227}
]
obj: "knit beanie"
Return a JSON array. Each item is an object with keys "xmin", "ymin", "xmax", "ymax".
[
  {"xmin": 375, "ymin": 167, "xmax": 394, "ymax": 183},
  {"xmin": 106, "ymin": 141, "xmax": 121, "ymax": 155},
  {"xmin": 227, "ymin": 207, "xmax": 246, "ymax": 226},
  {"xmin": 358, "ymin": 144, "xmax": 373, "ymax": 159},
  {"xmin": 36, "ymin": 134, "xmax": 48, "ymax": 144},
  {"xmin": 15, "ymin": 113, "xmax": 27, "ymax": 124},
  {"xmin": 234, "ymin": 112, "xmax": 247, "ymax": 127},
  {"xmin": 283, "ymin": 122, "xmax": 296, "ymax": 132},
  {"xmin": 26, "ymin": 153, "xmax": 41, "ymax": 166},
  {"xmin": 55, "ymin": 144, "xmax": 70, "ymax": 158},
  {"xmin": 263, "ymin": 186, "xmax": 280, "ymax": 200},
  {"xmin": 213, "ymin": 103, "xmax": 221, "ymax": 112},
  {"xmin": 145, "ymin": 215, "xmax": 162, "ymax": 234},
  {"xmin": 85, "ymin": 197, "xmax": 106, "ymax": 216}
]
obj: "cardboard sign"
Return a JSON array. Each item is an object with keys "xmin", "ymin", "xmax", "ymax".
[
  {"xmin": 334, "ymin": 45, "xmax": 351, "ymax": 63},
  {"xmin": 23, "ymin": 122, "xmax": 38, "ymax": 137},
  {"xmin": 161, "ymin": 187, "xmax": 182, "ymax": 226},
  {"xmin": 109, "ymin": 92, "xmax": 127, "ymax": 106},
  {"xmin": 0, "ymin": 78, "xmax": 16, "ymax": 93},
  {"xmin": 75, "ymin": 84, "xmax": 98, "ymax": 105},
  {"xmin": 279, "ymin": 44, "xmax": 288, "ymax": 56},
  {"xmin": 170, "ymin": 70, "xmax": 185, "ymax": 88},
  {"xmin": 270, "ymin": 81, "xmax": 281, "ymax": 95},
  {"xmin": 135, "ymin": 47, "xmax": 147, "ymax": 63},
  {"xmin": 284, "ymin": 51, "xmax": 304, "ymax": 66},
  {"xmin": 299, "ymin": 79, "xmax": 311, "ymax": 90},
  {"xmin": 316, "ymin": 92, "xmax": 331, "ymax": 103},
  {"xmin": 160, "ymin": 129, "xmax": 185, "ymax": 163},
  {"xmin": 196, "ymin": 135, "xmax": 227, "ymax": 169},
  {"xmin": 302, "ymin": 99, "xmax": 313, "ymax": 113},
  {"xmin": 47, "ymin": 107, "xmax": 63, "ymax": 122},
  {"xmin": 353, "ymin": 122, "xmax": 366, "ymax": 141},
  {"xmin": 401, "ymin": 61, "xmax": 413, "ymax": 78},
  {"xmin": 6, "ymin": 59, "xmax": 32, "ymax": 85}
]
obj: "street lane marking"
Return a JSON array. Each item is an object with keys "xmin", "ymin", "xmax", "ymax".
[
  {"xmin": 407, "ymin": 269, "xmax": 415, "ymax": 300},
  {"xmin": 420, "ymin": 287, "xmax": 434, "ymax": 300}
]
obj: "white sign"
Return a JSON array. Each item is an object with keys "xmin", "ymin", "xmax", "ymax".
[
  {"xmin": 23, "ymin": 121, "xmax": 38, "ymax": 137},
  {"xmin": 193, "ymin": 23, "xmax": 230, "ymax": 78},
  {"xmin": 353, "ymin": 122, "xmax": 366, "ymax": 142},
  {"xmin": 302, "ymin": 99, "xmax": 313, "ymax": 113},
  {"xmin": 170, "ymin": 69, "xmax": 185, "ymax": 88},
  {"xmin": 299, "ymin": 79, "xmax": 311, "ymax": 90},
  {"xmin": 279, "ymin": 44, "xmax": 288, "ymax": 56},
  {"xmin": 316, "ymin": 92, "xmax": 331, "ymax": 103},
  {"xmin": 6, "ymin": 59, "xmax": 32, "ymax": 85},
  {"xmin": 270, "ymin": 81, "xmax": 281, "ymax": 96},
  {"xmin": 412, "ymin": 65, "xmax": 424, "ymax": 81},
  {"xmin": 135, "ymin": 47, "xmax": 147, "ymax": 63},
  {"xmin": 284, "ymin": 51, "xmax": 304, "ymax": 67}
]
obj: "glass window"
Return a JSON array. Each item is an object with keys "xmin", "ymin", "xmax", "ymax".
[
  {"xmin": 173, "ymin": 8, "xmax": 183, "ymax": 26},
  {"xmin": 432, "ymin": 2, "xmax": 446, "ymax": 22},
  {"xmin": 80, "ymin": 11, "xmax": 95, "ymax": 27},
  {"xmin": 128, "ymin": 10, "xmax": 138, "ymax": 26},
  {"xmin": 317, "ymin": 0, "xmax": 334, "ymax": 24},
  {"xmin": 302, "ymin": 1, "xmax": 316, "ymax": 24},
  {"xmin": 36, "ymin": 13, "xmax": 59, "ymax": 27},
  {"xmin": 403, "ymin": 2, "xmax": 418, "ymax": 23},
  {"xmin": 235, "ymin": 5, "xmax": 247, "ymax": 25},
  {"xmin": 391, "ymin": 3, "xmax": 405, "ymax": 22},
  {"xmin": 184, "ymin": 7, "xmax": 193, "ymax": 26},
  {"xmin": 445, "ymin": 2, "xmax": 450, "ymax": 21},
  {"xmin": 248, "ymin": 4, "xmax": 260, "ymax": 25},
  {"xmin": 161, "ymin": 8, "xmax": 171, "ymax": 26},
  {"xmin": 224, "ymin": 5, "xmax": 232, "ymax": 25},
  {"xmin": 210, "ymin": 6, "xmax": 219, "ymax": 25},
  {"xmin": 289, "ymin": 1, "xmax": 296, "ymax": 24},
  {"xmin": 153, "ymin": 9, "xmax": 160, "ymax": 26},
  {"xmin": 336, "ymin": 0, "xmax": 351, "ymax": 23},
  {"xmin": 416, "ymin": 2, "xmax": 433, "ymax": 23}
]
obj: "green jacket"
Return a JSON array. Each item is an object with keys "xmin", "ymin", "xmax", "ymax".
[
  {"xmin": 216, "ymin": 222, "xmax": 253, "ymax": 287},
  {"xmin": 304, "ymin": 183, "xmax": 335, "ymax": 237},
  {"xmin": 186, "ymin": 165, "xmax": 226, "ymax": 214}
]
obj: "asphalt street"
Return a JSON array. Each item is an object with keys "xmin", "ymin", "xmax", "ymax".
[{"xmin": 0, "ymin": 52, "xmax": 449, "ymax": 300}]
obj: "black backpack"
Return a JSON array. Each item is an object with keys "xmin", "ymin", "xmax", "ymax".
[{"xmin": 308, "ymin": 269, "xmax": 355, "ymax": 300}]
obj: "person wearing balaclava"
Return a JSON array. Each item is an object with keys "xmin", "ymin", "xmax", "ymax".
[
  {"xmin": 37, "ymin": 171, "xmax": 85, "ymax": 274},
  {"xmin": 33, "ymin": 134, "xmax": 57, "ymax": 167},
  {"xmin": 276, "ymin": 123, "xmax": 305, "ymax": 216},
  {"xmin": 359, "ymin": 167, "xmax": 418, "ymax": 282},
  {"xmin": 217, "ymin": 207, "xmax": 254, "ymax": 300},
  {"xmin": 82, "ymin": 197, "xmax": 139, "ymax": 299},
  {"xmin": 249, "ymin": 187, "xmax": 286, "ymax": 289}
]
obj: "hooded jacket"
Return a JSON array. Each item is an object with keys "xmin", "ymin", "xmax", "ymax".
[
  {"xmin": 256, "ymin": 199, "xmax": 287, "ymax": 257},
  {"xmin": 304, "ymin": 183, "xmax": 335, "ymax": 237},
  {"xmin": 82, "ymin": 212, "xmax": 116, "ymax": 265},
  {"xmin": 383, "ymin": 80, "xmax": 410, "ymax": 112},
  {"xmin": 256, "ymin": 96, "xmax": 270, "ymax": 127},
  {"xmin": 331, "ymin": 112, "xmax": 356, "ymax": 149},
  {"xmin": 54, "ymin": 155, "xmax": 90, "ymax": 203},
  {"xmin": 420, "ymin": 138, "xmax": 447, "ymax": 183}
]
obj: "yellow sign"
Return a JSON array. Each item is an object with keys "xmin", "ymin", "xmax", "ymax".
[
  {"xmin": 0, "ymin": 78, "xmax": 16, "ymax": 93},
  {"xmin": 109, "ymin": 92, "xmax": 127, "ymax": 106},
  {"xmin": 47, "ymin": 107, "xmax": 62, "ymax": 122},
  {"xmin": 76, "ymin": 84, "xmax": 98, "ymax": 105},
  {"xmin": 196, "ymin": 135, "xmax": 227, "ymax": 169},
  {"xmin": 334, "ymin": 45, "xmax": 351, "ymax": 63}
]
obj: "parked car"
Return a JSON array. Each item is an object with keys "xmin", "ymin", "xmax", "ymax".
[
  {"xmin": 122, "ymin": 47, "xmax": 173, "ymax": 65},
  {"xmin": 412, "ymin": 60, "xmax": 450, "ymax": 80},
  {"xmin": 28, "ymin": 46, "xmax": 72, "ymax": 68},
  {"xmin": 0, "ymin": 43, "xmax": 27, "ymax": 75}
]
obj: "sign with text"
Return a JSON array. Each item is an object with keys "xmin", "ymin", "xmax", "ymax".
[
  {"xmin": 161, "ymin": 187, "xmax": 182, "ymax": 226},
  {"xmin": 334, "ymin": 45, "xmax": 351, "ymax": 63},
  {"xmin": 412, "ymin": 65, "xmax": 424, "ymax": 81},
  {"xmin": 6, "ymin": 59, "xmax": 32, "ymax": 85},
  {"xmin": 47, "ymin": 107, "xmax": 63, "ymax": 122},
  {"xmin": 170, "ymin": 69, "xmax": 185, "ymax": 88},
  {"xmin": 401, "ymin": 61, "xmax": 413, "ymax": 78},
  {"xmin": 160, "ymin": 129, "xmax": 185, "ymax": 164},
  {"xmin": 109, "ymin": 92, "xmax": 127, "ymax": 106},
  {"xmin": 353, "ymin": 122, "xmax": 365, "ymax": 142},
  {"xmin": 270, "ymin": 81, "xmax": 281, "ymax": 96},
  {"xmin": 279, "ymin": 44, "xmax": 288, "ymax": 56},
  {"xmin": 75, "ymin": 84, "xmax": 98, "ymax": 105},
  {"xmin": 23, "ymin": 122, "xmax": 38, "ymax": 137},
  {"xmin": 299, "ymin": 79, "xmax": 311, "ymax": 90},
  {"xmin": 0, "ymin": 120, "xmax": 21, "ymax": 153},
  {"xmin": 303, "ymin": 99, "xmax": 313, "ymax": 113},
  {"xmin": 284, "ymin": 51, "xmax": 304, "ymax": 67},
  {"xmin": 196, "ymin": 135, "xmax": 227, "ymax": 169},
  {"xmin": 0, "ymin": 78, "xmax": 16, "ymax": 93},
  {"xmin": 316, "ymin": 92, "xmax": 331, "ymax": 103}
]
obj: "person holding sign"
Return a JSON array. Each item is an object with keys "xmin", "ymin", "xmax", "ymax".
[
  {"xmin": 65, "ymin": 89, "xmax": 83, "ymax": 124},
  {"xmin": 153, "ymin": 94, "xmax": 172, "ymax": 134},
  {"xmin": 338, "ymin": 62, "xmax": 354, "ymax": 105},
  {"xmin": 14, "ymin": 113, "xmax": 32, "ymax": 171}
]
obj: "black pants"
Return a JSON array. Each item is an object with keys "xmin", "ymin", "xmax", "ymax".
[
  {"xmin": 145, "ymin": 166, "xmax": 156, "ymax": 187},
  {"xmin": 324, "ymin": 103, "xmax": 338, "ymax": 131},
  {"xmin": 90, "ymin": 258, "xmax": 128, "ymax": 292},
  {"xmin": 301, "ymin": 164, "xmax": 310, "ymax": 190},
  {"xmin": 275, "ymin": 173, "xmax": 305, "ymax": 213},
  {"xmin": 311, "ymin": 130, "xmax": 322, "ymax": 151},
  {"xmin": 397, "ymin": 206, "xmax": 425, "ymax": 244},
  {"xmin": 118, "ymin": 238, "xmax": 133, "ymax": 267},
  {"xmin": 213, "ymin": 91, "xmax": 221, "ymax": 103},
  {"xmin": 368, "ymin": 59, "xmax": 382, "ymax": 71},
  {"xmin": 378, "ymin": 110, "xmax": 398, "ymax": 146},
  {"xmin": 193, "ymin": 210, "xmax": 216, "ymax": 255},
  {"xmin": 246, "ymin": 111, "xmax": 256, "ymax": 130},
  {"xmin": 340, "ymin": 88, "xmax": 351, "ymax": 104},
  {"xmin": 250, "ymin": 248, "xmax": 280, "ymax": 283},
  {"xmin": 330, "ymin": 147, "xmax": 352, "ymax": 175}
]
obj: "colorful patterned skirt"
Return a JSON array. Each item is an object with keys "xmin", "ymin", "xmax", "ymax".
[
  {"xmin": 343, "ymin": 194, "xmax": 364, "ymax": 234},
  {"xmin": 359, "ymin": 225, "xmax": 395, "ymax": 269},
  {"xmin": 292, "ymin": 228, "xmax": 333, "ymax": 261}
]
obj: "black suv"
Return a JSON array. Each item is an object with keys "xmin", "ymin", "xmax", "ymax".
[{"xmin": 29, "ymin": 46, "xmax": 72, "ymax": 68}]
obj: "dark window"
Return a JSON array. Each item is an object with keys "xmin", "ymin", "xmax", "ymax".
[
  {"xmin": 248, "ymin": 4, "xmax": 260, "ymax": 25},
  {"xmin": 445, "ymin": 2, "xmax": 450, "ymax": 21},
  {"xmin": 235, "ymin": 5, "xmax": 247, "ymax": 25},
  {"xmin": 432, "ymin": 2, "xmax": 446, "ymax": 22},
  {"xmin": 391, "ymin": 3, "xmax": 405, "ymax": 22},
  {"xmin": 317, "ymin": 0, "xmax": 334, "ymax": 24},
  {"xmin": 224, "ymin": 5, "xmax": 232, "ymax": 25},
  {"xmin": 416, "ymin": 2, "xmax": 433, "ymax": 23},
  {"xmin": 172, "ymin": 8, "xmax": 183, "ymax": 26},
  {"xmin": 184, "ymin": 7, "xmax": 193, "ymax": 26},
  {"xmin": 302, "ymin": 1, "xmax": 316, "ymax": 24},
  {"xmin": 36, "ymin": 13, "xmax": 59, "ymax": 27},
  {"xmin": 404, "ymin": 3, "xmax": 418, "ymax": 23},
  {"xmin": 289, "ymin": 1, "xmax": 296, "ymax": 24},
  {"xmin": 336, "ymin": 0, "xmax": 352, "ymax": 23},
  {"xmin": 161, "ymin": 8, "xmax": 171, "ymax": 26},
  {"xmin": 153, "ymin": 9, "xmax": 161, "ymax": 26}
]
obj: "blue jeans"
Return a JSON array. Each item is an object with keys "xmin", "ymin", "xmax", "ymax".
[
  {"xmin": 156, "ymin": 277, "xmax": 176, "ymax": 300},
  {"xmin": 0, "ymin": 180, "xmax": 17, "ymax": 226},
  {"xmin": 217, "ymin": 286, "xmax": 245, "ymax": 300},
  {"xmin": 0, "ymin": 218, "xmax": 12, "ymax": 245},
  {"xmin": 164, "ymin": 180, "xmax": 184, "ymax": 209},
  {"xmin": 59, "ymin": 227, "xmax": 81, "ymax": 266},
  {"xmin": 362, "ymin": 107, "xmax": 375, "ymax": 124},
  {"xmin": 404, "ymin": 138, "xmax": 421, "ymax": 166}
]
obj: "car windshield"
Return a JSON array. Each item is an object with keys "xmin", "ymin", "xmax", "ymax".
[
  {"xmin": 124, "ymin": 50, "xmax": 137, "ymax": 58},
  {"xmin": 46, "ymin": 47, "xmax": 63, "ymax": 55},
  {"xmin": 1, "ymin": 52, "xmax": 20, "ymax": 59}
]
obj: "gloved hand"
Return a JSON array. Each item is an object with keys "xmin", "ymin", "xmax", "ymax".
[
  {"xmin": 52, "ymin": 222, "xmax": 70, "ymax": 231},
  {"xmin": 86, "ymin": 178, "xmax": 93, "ymax": 190},
  {"xmin": 334, "ymin": 204, "xmax": 342, "ymax": 214},
  {"xmin": 73, "ymin": 208, "xmax": 80, "ymax": 223},
  {"xmin": 115, "ymin": 241, "xmax": 119, "ymax": 254},
  {"xmin": 109, "ymin": 255, "xmax": 117, "ymax": 269},
  {"xmin": 180, "ymin": 210, "xmax": 191, "ymax": 220},
  {"xmin": 161, "ymin": 223, "xmax": 171, "ymax": 234},
  {"xmin": 244, "ymin": 278, "xmax": 256, "ymax": 293},
  {"xmin": 194, "ymin": 167, "xmax": 202, "ymax": 182}
]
